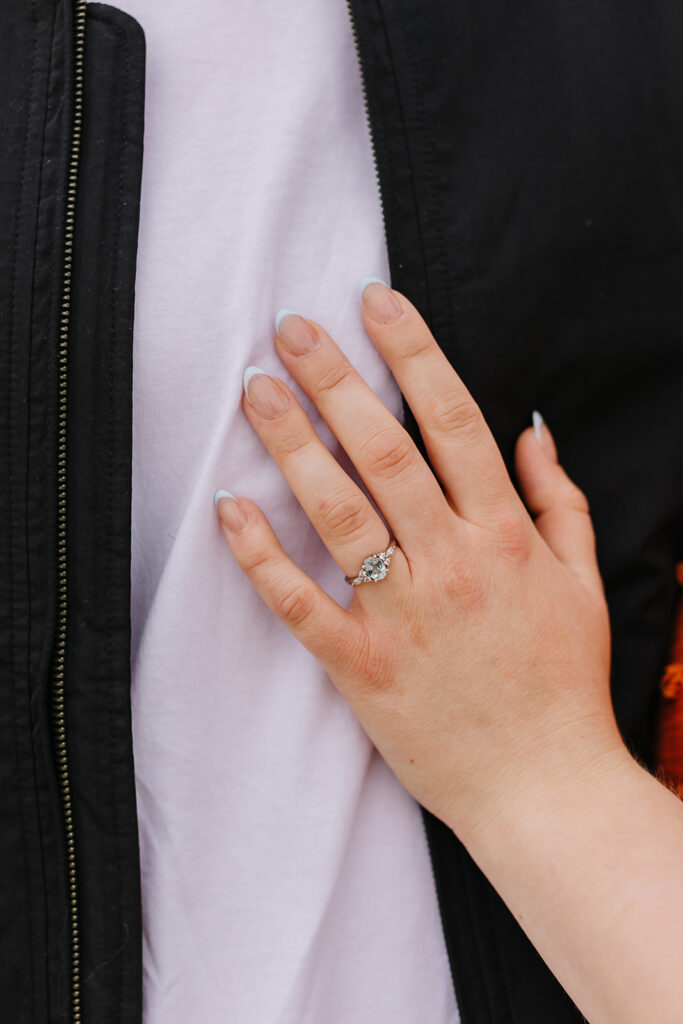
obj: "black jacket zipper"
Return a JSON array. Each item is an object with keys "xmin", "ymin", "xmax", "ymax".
[{"xmin": 52, "ymin": 1, "xmax": 87, "ymax": 1019}]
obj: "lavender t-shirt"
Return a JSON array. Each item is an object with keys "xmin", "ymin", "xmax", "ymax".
[{"xmin": 122, "ymin": 0, "xmax": 460, "ymax": 1019}]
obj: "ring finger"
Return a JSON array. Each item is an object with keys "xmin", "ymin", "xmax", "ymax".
[{"xmin": 241, "ymin": 365, "xmax": 408, "ymax": 584}]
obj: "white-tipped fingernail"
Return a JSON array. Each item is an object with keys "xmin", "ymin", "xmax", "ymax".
[
  {"xmin": 532, "ymin": 410, "xmax": 544, "ymax": 443},
  {"xmin": 214, "ymin": 489, "xmax": 235, "ymax": 507},
  {"xmin": 242, "ymin": 365, "xmax": 290, "ymax": 418},
  {"xmin": 214, "ymin": 490, "xmax": 247, "ymax": 533},
  {"xmin": 275, "ymin": 308, "xmax": 298, "ymax": 334},
  {"xmin": 359, "ymin": 277, "xmax": 401, "ymax": 323},
  {"xmin": 274, "ymin": 310, "xmax": 319, "ymax": 355},
  {"xmin": 358, "ymin": 275, "xmax": 388, "ymax": 300},
  {"xmin": 243, "ymin": 365, "xmax": 267, "ymax": 394}
]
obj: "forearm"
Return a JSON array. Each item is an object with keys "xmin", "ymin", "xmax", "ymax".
[
  {"xmin": 459, "ymin": 745, "xmax": 683, "ymax": 1024},
  {"xmin": 215, "ymin": 280, "xmax": 682, "ymax": 1020}
]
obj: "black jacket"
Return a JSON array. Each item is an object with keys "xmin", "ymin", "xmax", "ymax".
[{"xmin": 2, "ymin": 1, "xmax": 682, "ymax": 1021}]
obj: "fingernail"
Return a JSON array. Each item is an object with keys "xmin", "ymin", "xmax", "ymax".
[
  {"xmin": 359, "ymin": 277, "xmax": 401, "ymax": 324},
  {"xmin": 214, "ymin": 490, "xmax": 247, "ymax": 533},
  {"xmin": 275, "ymin": 309, "xmax": 320, "ymax": 356},
  {"xmin": 532, "ymin": 410, "xmax": 558, "ymax": 462},
  {"xmin": 243, "ymin": 365, "xmax": 290, "ymax": 418},
  {"xmin": 532, "ymin": 410, "xmax": 544, "ymax": 443}
]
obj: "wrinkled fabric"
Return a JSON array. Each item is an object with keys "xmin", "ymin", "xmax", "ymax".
[{"xmin": 122, "ymin": 0, "xmax": 459, "ymax": 1021}]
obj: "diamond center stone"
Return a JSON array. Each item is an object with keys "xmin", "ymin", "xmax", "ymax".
[{"xmin": 363, "ymin": 555, "xmax": 387, "ymax": 581}]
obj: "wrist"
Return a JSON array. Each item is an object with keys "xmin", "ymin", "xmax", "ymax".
[
  {"xmin": 445, "ymin": 729, "xmax": 683, "ymax": 1024},
  {"xmin": 449, "ymin": 712, "xmax": 632, "ymax": 851}
]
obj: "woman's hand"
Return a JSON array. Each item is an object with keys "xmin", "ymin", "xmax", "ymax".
[
  {"xmin": 215, "ymin": 280, "xmax": 683, "ymax": 1024},
  {"xmin": 214, "ymin": 279, "xmax": 625, "ymax": 840}
]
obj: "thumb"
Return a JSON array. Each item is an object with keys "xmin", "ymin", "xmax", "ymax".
[{"xmin": 515, "ymin": 412, "xmax": 603, "ymax": 596}]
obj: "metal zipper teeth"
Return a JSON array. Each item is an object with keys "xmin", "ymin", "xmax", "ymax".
[
  {"xmin": 53, "ymin": 1, "xmax": 87, "ymax": 1020},
  {"xmin": 345, "ymin": 0, "xmax": 389, "ymax": 252}
]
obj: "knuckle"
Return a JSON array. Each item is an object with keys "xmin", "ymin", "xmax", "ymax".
[
  {"xmin": 242, "ymin": 547, "xmax": 276, "ymax": 577},
  {"xmin": 563, "ymin": 480, "xmax": 590, "ymax": 515},
  {"xmin": 439, "ymin": 553, "xmax": 488, "ymax": 608},
  {"xmin": 275, "ymin": 583, "xmax": 316, "ymax": 628},
  {"xmin": 274, "ymin": 429, "xmax": 314, "ymax": 461},
  {"xmin": 395, "ymin": 325, "xmax": 434, "ymax": 361},
  {"xmin": 361, "ymin": 427, "xmax": 416, "ymax": 481},
  {"xmin": 348, "ymin": 627, "xmax": 395, "ymax": 692},
  {"xmin": 402, "ymin": 603, "xmax": 431, "ymax": 650},
  {"xmin": 423, "ymin": 391, "xmax": 483, "ymax": 438},
  {"xmin": 312, "ymin": 360, "xmax": 356, "ymax": 400},
  {"xmin": 494, "ymin": 509, "xmax": 533, "ymax": 562},
  {"xmin": 316, "ymin": 491, "xmax": 373, "ymax": 541}
]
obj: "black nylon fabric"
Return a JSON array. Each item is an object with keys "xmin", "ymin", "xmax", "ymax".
[
  {"xmin": 349, "ymin": 1, "xmax": 683, "ymax": 1021},
  {"xmin": 1, "ymin": 1, "xmax": 73, "ymax": 1020},
  {"xmin": 0, "ymin": 2, "xmax": 145, "ymax": 1021}
]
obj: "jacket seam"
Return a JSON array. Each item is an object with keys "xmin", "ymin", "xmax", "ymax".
[
  {"xmin": 8, "ymin": 2, "xmax": 42, "ymax": 1018},
  {"xmin": 406, "ymin": 21, "xmax": 460, "ymax": 350},
  {"xmin": 396, "ymin": 12, "xmax": 454, "ymax": 341},
  {"xmin": 31, "ymin": 3, "xmax": 67, "ymax": 1018},
  {"xmin": 459, "ymin": 845, "xmax": 500, "ymax": 1024},
  {"xmin": 112, "ymin": 24, "xmax": 129, "ymax": 1024},
  {"xmin": 372, "ymin": 1, "xmax": 433, "ymax": 316},
  {"xmin": 482, "ymin": 885, "xmax": 515, "ymax": 1024},
  {"xmin": 91, "ymin": 11, "xmax": 133, "ymax": 1021}
]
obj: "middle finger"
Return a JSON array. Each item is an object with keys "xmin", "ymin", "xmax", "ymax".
[{"xmin": 273, "ymin": 311, "xmax": 452, "ymax": 553}]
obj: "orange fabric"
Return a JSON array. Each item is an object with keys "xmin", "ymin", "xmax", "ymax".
[{"xmin": 655, "ymin": 563, "xmax": 683, "ymax": 798}]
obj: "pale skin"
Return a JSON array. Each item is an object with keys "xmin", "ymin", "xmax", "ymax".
[{"xmin": 215, "ymin": 280, "xmax": 683, "ymax": 1024}]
